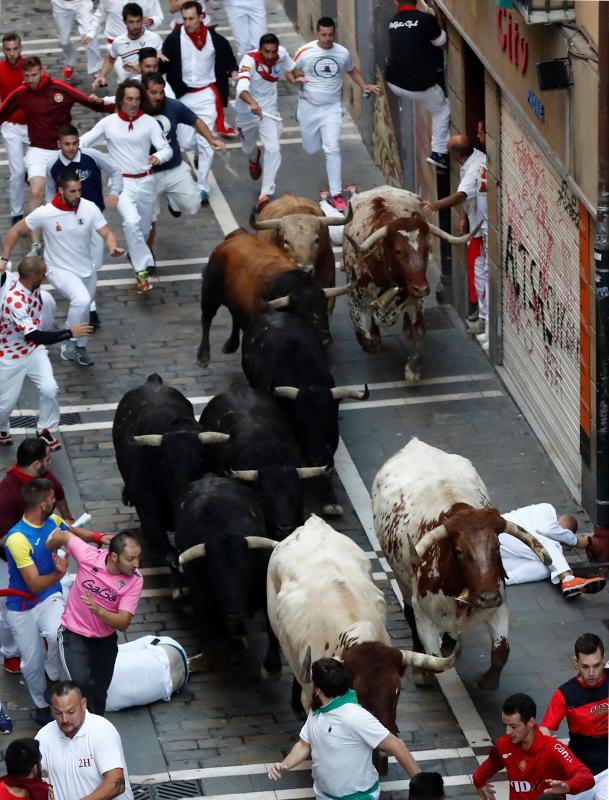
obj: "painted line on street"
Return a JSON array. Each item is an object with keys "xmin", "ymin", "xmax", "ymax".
[{"xmin": 341, "ymin": 389, "xmax": 504, "ymax": 411}]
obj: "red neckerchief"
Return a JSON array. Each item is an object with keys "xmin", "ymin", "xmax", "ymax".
[
  {"xmin": 398, "ymin": 4, "xmax": 418, "ymax": 10},
  {"xmin": 51, "ymin": 192, "xmax": 77, "ymax": 212},
  {"xmin": 8, "ymin": 465, "xmax": 37, "ymax": 484},
  {"xmin": 117, "ymin": 108, "xmax": 144, "ymax": 130},
  {"xmin": 27, "ymin": 71, "xmax": 51, "ymax": 91},
  {"xmin": 2, "ymin": 776, "xmax": 52, "ymax": 800},
  {"xmin": 248, "ymin": 50, "xmax": 279, "ymax": 82},
  {"xmin": 186, "ymin": 22, "xmax": 208, "ymax": 51}
]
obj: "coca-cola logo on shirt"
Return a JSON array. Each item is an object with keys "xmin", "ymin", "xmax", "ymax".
[{"xmin": 82, "ymin": 579, "xmax": 118, "ymax": 603}]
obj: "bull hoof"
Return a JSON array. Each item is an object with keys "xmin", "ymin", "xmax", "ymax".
[
  {"xmin": 476, "ymin": 670, "xmax": 501, "ymax": 691},
  {"xmin": 322, "ymin": 503, "xmax": 343, "ymax": 517},
  {"xmin": 360, "ymin": 338, "xmax": 382, "ymax": 354},
  {"xmin": 412, "ymin": 668, "xmax": 436, "ymax": 687},
  {"xmin": 221, "ymin": 338, "xmax": 239, "ymax": 354},
  {"xmin": 197, "ymin": 351, "xmax": 210, "ymax": 368},
  {"xmin": 171, "ymin": 585, "xmax": 191, "ymax": 601},
  {"xmin": 260, "ymin": 664, "xmax": 282, "ymax": 681},
  {"xmin": 121, "ymin": 486, "xmax": 132, "ymax": 507},
  {"xmin": 404, "ymin": 365, "xmax": 422, "ymax": 384}
]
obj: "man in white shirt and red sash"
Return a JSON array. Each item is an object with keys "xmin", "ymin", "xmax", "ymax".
[
  {"xmin": 93, "ymin": 3, "xmax": 163, "ymax": 87},
  {"xmin": 235, "ymin": 34, "xmax": 297, "ymax": 211}
]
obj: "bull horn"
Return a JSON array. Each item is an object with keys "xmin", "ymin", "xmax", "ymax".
[
  {"xmin": 454, "ymin": 587, "xmax": 472, "ymax": 606},
  {"xmin": 371, "ymin": 286, "xmax": 400, "ymax": 309},
  {"xmin": 503, "ymin": 521, "xmax": 553, "ymax": 566},
  {"xmin": 323, "ymin": 280, "xmax": 357, "ymax": 299},
  {"xmin": 349, "ymin": 226, "xmax": 389, "ymax": 254},
  {"xmin": 321, "ymin": 202, "xmax": 353, "ymax": 227},
  {"xmin": 400, "ymin": 648, "xmax": 456, "ymax": 671},
  {"xmin": 273, "ymin": 386, "xmax": 300, "ymax": 399},
  {"xmin": 426, "ymin": 219, "xmax": 483, "ymax": 246},
  {"xmin": 249, "ymin": 208, "xmax": 281, "ymax": 231},
  {"xmin": 198, "ymin": 432, "xmax": 230, "ymax": 445},
  {"xmin": 132, "ymin": 434, "xmax": 164, "ymax": 447},
  {"xmin": 245, "ymin": 536, "xmax": 279, "ymax": 549},
  {"xmin": 296, "ymin": 466, "xmax": 328, "ymax": 479},
  {"xmin": 415, "ymin": 524, "xmax": 449, "ymax": 558},
  {"xmin": 230, "ymin": 469, "xmax": 259, "ymax": 482},
  {"xmin": 330, "ymin": 384, "xmax": 370, "ymax": 401},
  {"xmin": 179, "ymin": 543, "xmax": 206, "ymax": 564},
  {"xmin": 267, "ymin": 295, "xmax": 291, "ymax": 310}
]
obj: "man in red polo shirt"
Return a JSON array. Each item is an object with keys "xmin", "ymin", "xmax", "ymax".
[{"xmin": 0, "ymin": 33, "xmax": 29, "ymax": 226}]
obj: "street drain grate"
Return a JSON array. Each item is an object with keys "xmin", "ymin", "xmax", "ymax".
[
  {"xmin": 10, "ymin": 413, "xmax": 82, "ymax": 428},
  {"xmin": 133, "ymin": 781, "xmax": 201, "ymax": 800}
]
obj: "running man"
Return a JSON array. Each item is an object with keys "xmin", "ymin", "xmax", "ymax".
[
  {"xmin": 51, "ymin": 0, "xmax": 102, "ymax": 81},
  {"xmin": 0, "ymin": 33, "xmax": 29, "ymax": 226},
  {"xmin": 93, "ymin": 3, "xmax": 163, "ymax": 87}
]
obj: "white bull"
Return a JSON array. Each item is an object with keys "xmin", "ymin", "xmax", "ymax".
[
  {"xmin": 266, "ymin": 515, "xmax": 455, "ymax": 731},
  {"xmin": 372, "ymin": 439, "xmax": 551, "ymax": 689}
]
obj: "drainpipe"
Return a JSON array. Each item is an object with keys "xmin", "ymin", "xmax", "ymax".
[{"xmin": 590, "ymin": 0, "xmax": 609, "ymax": 561}]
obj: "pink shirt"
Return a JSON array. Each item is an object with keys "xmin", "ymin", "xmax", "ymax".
[{"xmin": 61, "ymin": 536, "xmax": 143, "ymax": 638}]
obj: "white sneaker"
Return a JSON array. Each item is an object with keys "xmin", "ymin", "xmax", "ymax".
[
  {"xmin": 476, "ymin": 331, "xmax": 489, "ymax": 345},
  {"xmin": 27, "ymin": 242, "xmax": 43, "ymax": 258},
  {"xmin": 481, "ymin": 339, "xmax": 489, "ymax": 353}
]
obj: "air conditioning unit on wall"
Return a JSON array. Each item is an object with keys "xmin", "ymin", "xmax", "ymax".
[{"xmin": 512, "ymin": 0, "xmax": 575, "ymax": 25}]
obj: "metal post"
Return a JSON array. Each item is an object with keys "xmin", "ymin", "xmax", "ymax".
[{"xmin": 590, "ymin": 0, "xmax": 609, "ymax": 559}]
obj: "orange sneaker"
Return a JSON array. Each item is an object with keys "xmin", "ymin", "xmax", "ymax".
[{"xmin": 562, "ymin": 575, "xmax": 607, "ymax": 599}]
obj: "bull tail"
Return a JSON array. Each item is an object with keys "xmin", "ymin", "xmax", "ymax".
[{"xmin": 146, "ymin": 374, "xmax": 164, "ymax": 385}]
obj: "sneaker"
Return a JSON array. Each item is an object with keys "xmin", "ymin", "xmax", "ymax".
[
  {"xmin": 562, "ymin": 575, "xmax": 606, "ymax": 599},
  {"xmin": 345, "ymin": 183, "xmax": 358, "ymax": 198},
  {"xmin": 89, "ymin": 310, "xmax": 101, "ymax": 329},
  {"xmin": 37, "ymin": 429, "xmax": 61, "ymax": 452},
  {"xmin": 61, "ymin": 340, "xmax": 77, "ymax": 362},
  {"xmin": 466, "ymin": 318, "xmax": 485, "ymax": 335},
  {"xmin": 217, "ymin": 126, "xmax": 238, "ymax": 139},
  {"xmin": 0, "ymin": 703, "xmax": 13, "ymax": 734},
  {"xmin": 481, "ymin": 339, "xmax": 489, "ymax": 353},
  {"xmin": 167, "ymin": 202, "xmax": 182, "ymax": 218},
  {"xmin": 62, "ymin": 65, "xmax": 74, "ymax": 80},
  {"xmin": 27, "ymin": 242, "xmax": 43, "ymax": 258},
  {"xmin": 426, "ymin": 151, "xmax": 449, "ymax": 170},
  {"xmin": 136, "ymin": 270, "xmax": 152, "ymax": 294},
  {"xmin": 248, "ymin": 148, "xmax": 262, "ymax": 180},
  {"xmin": 10, "ymin": 214, "xmax": 23, "ymax": 226},
  {"xmin": 466, "ymin": 308, "xmax": 479, "ymax": 322},
  {"xmin": 256, "ymin": 194, "xmax": 272, "ymax": 213},
  {"xmin": 331, "ymin": 194, "xmax": 347, "ymax": 212},
  {"xmin": 319, "ymin": 188, "xmax": 330, "ymax": 202},
  {"xmin": 476, "ymin": 331, "xmax": 489, "ymax": 345},
  {"xmin": 3, "ymin": 657, "xmax": 20, "ymax": 674},
  {"xmin": 200, "ymin": 190, "xmax": 209, "ymax": 207},
  {"xmin": 0, "ymin": 432, "xmax": 12, "ymax": 447},
  {"xmin": 33, "ymin": 706, "xmax": 52, "ymax": 726},
  {"xmin": 75, "ymin": 346, "xmax": 94, "ymax": 367}
]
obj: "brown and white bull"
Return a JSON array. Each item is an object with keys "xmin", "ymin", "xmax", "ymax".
[
  {"xmin": 372, "ymin": 439, "xmax": 552, "ymax": 690},
  {"xmin": 267, "ymin": 514, "xmax": 455, "ymax": 737},
  {"xmin": 250, "ymin": 194, "xmax": 349, "ymax": 293},
  {"xmin": 343, "ymin": 186, "xmax": 475, "ymax": 383}
]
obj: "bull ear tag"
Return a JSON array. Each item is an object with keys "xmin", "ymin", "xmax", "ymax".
[{"xmin": 407, "ymin": 535, "xmax": 422, "ymax": 570}]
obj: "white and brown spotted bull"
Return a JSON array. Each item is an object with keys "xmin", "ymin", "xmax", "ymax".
[
  {"xmin": 267, "ymin": 515, "xmax": 455, "ymax": 742},
  {"xmin": 372, "ymin": 439, "xmax": 552, "ymax": 690},
  {"xmin": 343, "ymin": 186, "xmax": 476, "ymax": 382}
]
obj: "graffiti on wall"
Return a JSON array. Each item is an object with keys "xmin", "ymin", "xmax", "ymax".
[
  {"xmin": 371, "ymin": 67, "xmax": 403, "ymax": 188},
  {"xmin": 502, "ymin": 128, "xmax": 580, "ymax": 392}
]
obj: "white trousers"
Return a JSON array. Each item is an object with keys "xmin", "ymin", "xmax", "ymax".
[
  {"xmin": 117, "ymin": 175, "xmax": 157, "ymax": 271},
  {"xmin": 7, "ymin": 593, "xmax": 65, "ymax": 708},
  {"xmin": 89, "ymin": 230, "xmax": 104, "ymax": 313},
  {"xmin": 500, "ymin": 530, "xmax": 570, "ymax": 585},
  {"xmin": 179, "ymin": 89, "xmax": 217, "ymax": 193},
  {"xmin": 0, "ymin": 348, "xmax": 60, "ymax": 433},
  {"xmin": 1, "ymin": 122, "xmax": 29, "ymax": 217},
  {"xmin": 475, "ymin": 238, "xmax": 488, "ymax": 322},
  {"xmin": 387, "ymin": 82, "xmax": 450, "ymax": 154},
  {"xmin": 51, "ymin": 0, "xmax": 102, "ymax": 74},
  {"xmin": 238, "ymin": 113, "xmax": 282, "ymax": 197},
  {"xmin": 40, "ymin": 290, "xmax": 57, "ymax": 332},
  {"xmin": 0, "ymin": 560, "xmax": 19, "ymax": 660},
  {"xmin": 569, "ymin": 770, "xmax": 608, "ymax": 800},
  {"xmin": 46, "ymin": 267, "xmax": 96, "ymax": 347},
  {"xmin": 224, "ymin": 1, "xmax": 267, "ymax": 62},
  {"xmin": 155, "ymin": 161, "xmax": 200, "ymax": 215},
  {"xmin": 297, "ymin": 99, "xmax": 343, "ymax": 196}
]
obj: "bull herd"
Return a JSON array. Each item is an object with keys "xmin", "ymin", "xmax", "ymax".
[{"xmin": 110, "ymin": 188, "xmax": 552, "ymax": 733}]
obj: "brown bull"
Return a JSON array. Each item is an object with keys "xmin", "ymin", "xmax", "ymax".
[
  {"xmin": 197, "ymin": 229, "xmax": 350, "ymax": 367},
  {"xmin": 343, "ymin": 186, "xmax": 475, "ymax": 382}
]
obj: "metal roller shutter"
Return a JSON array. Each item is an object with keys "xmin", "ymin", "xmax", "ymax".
[{"xmin": 500, "ymin": 103, "xmax": 581, "ymax": 488}]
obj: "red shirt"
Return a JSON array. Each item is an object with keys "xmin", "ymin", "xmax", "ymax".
[
  {"xmin": 0, "ymin": 466, "xmax": 66, "ymax": 538},
  {"xmin": 473, "ymin": 728, "xmax": 594, "ymax": 800},
  {"xmin": 0, "ymin": 58, "xmax": 26, "ymax": 124},
  {"xmin": 0, "ymin": 72, "xmax": 108, "ymax": 149}
]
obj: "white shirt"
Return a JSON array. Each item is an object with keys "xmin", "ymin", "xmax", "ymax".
[
  {"xmin": 89, "ymin": 0, "xmax": 164, "ymax": 41},
  {"xmin": 180, "ymin": 25, "xmax": 216, "ymax": 88},
  {"xmin": 80, "ymin": 113, "xmax": 172, "ymax": 176},
  {"xmin": 457, "ymin": 148, "xmax": 487, "ymax": 235},
  {"xmin": 0, "ymin": 278, "xmax": 43, "ymax": 362},
  {"xmin": 300, "ymin": 702, "xmax": 389, "ymax": 799},
  {"xmin": 294, "ymin": 40, "xmax": 354, "ymax": 106},
  {"xmin": 25, "ymin": 197, "xmax": 107, "ymax": 278},
  {"xmin": 109, "ymin": 29, "xmax": 163, "ymax": 81},
  {"xmin": 235, "ymin": 46, "xmax": 295, "ymax": 116},
  {"xmin": 37, "ymin": 711, "xmax": 133, "ymax": 800},
  {"xmin": 502, "ymin": 503, "xmax": 578, "ymax": 548}
]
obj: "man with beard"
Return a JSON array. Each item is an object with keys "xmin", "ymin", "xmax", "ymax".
[
  {"xmin": 142, "ymin": 73, "xmax": 224, "ymax": 218},
  {"xmin": 47, "ymin": 529, "xmax": 143, "ymax": 716},
  {"xmin": 2, "ymin": 172, "xmax": 124, "ymax": 367},
  {"xmin": 0, "ymin": 739, "xmax": 52, "ymax": 797},
  {"xmin": 36, "ymin": 681, "xmax": 133, "ymax": 800}
]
